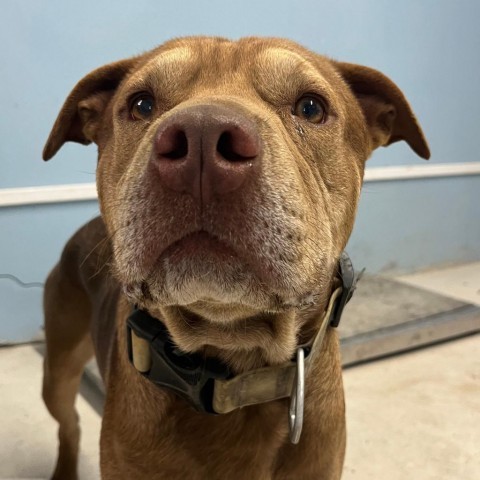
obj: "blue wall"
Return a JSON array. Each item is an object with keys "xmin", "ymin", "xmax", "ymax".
[{"xmin": 1, "ymin": 0, "xmax": 479, "ymax": 341}]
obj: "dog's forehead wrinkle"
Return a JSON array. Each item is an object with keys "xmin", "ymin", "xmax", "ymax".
[
  {"xmin": 260, "ymin": 47, "xmax": 317, "ymax": 71},
  {"xmin": 255, "ymin": 47, "xmax": 334, "ymax": 91},
  {"xmin": 154, "ymin": 46, "xmax": 193, "ymax": 65},
  {"xmin": 136, "ymin": 46, "xmax": 192, "ymax": 75},
  {"xmin": 144, "ymin": 42, "xmax": 246, "ymax": 91},
  {"xmin": 127, "ymin": 47, "xmax": 198, "ymax": 94}
]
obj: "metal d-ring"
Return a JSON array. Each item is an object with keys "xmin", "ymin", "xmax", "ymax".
[{"xmin": 289, "ymin": 347, "xmax": 305, "ymax": 444}]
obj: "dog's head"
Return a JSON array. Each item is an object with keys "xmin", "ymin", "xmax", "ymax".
[{"xmin": 44, "ymin": 37, "xmax": 429, "ymax": 367}]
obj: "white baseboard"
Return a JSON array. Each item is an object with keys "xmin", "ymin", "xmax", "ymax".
[
  {"xmin": 363, "ymin": 162, "xmax": 480, "ymax": 182},
  {"xmin": 1, "ymin": 162, "xmax": 479, "ymax": 208},
  {"xmin": 0, "ymin": 183, "xmax": 97, "ymax": 207}
]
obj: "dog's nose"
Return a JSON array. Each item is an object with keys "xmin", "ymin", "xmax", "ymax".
[{"xmin": 152, "ymin": 104, "xmax": 261, "ymax": 203}]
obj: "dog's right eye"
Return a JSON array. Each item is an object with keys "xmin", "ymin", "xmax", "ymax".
[{"xmin": 130, "ymin": 94, "xmax": 155, "ymax": 121}]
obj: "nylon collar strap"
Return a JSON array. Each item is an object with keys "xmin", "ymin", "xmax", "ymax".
[{"xmin": 127, "ymin": 252, "xmax": 359, "ymax": 421}]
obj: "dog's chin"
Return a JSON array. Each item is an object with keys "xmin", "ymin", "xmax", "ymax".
[
  {"xmin": 120, "ymin": 231, "xmax": 326, "ymax": 318},
  {"xmin": 123, "ymin": 265, "xmax": 323, "ymax": 324},
  {"xmin": 121, "ymin": 258, "xmax": 321, "ymax": 320},
  {"xmin": 124, "ymin": 263, "xmax": 278, "ymax": 314}
]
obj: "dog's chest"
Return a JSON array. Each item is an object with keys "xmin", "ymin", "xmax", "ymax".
[{"xmin": 101, "ymin": 362, "xmax": 291, "ymax": 478}]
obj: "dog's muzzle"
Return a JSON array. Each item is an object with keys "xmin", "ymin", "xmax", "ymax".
[{"xmin": 127, "ymin": 252, "xmax": 360, "ymax": 444}]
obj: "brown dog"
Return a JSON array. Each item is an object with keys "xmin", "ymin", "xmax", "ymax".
[{"xmin": 41, "ymin": 36, "xmax": 429, "ymax": 479}]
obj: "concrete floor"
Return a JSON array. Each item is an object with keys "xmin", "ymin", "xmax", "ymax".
[
  {"xmin": 0, "ymin": 345, "xmax": 101, "ymax": 480},
  {"xmin": 342, "ymin": 335, "xmax": 479, "ymax": 480},
  {"xmin": 0, "ymin": 337, "xmax": 478, "ymax": 480},
  {"xmin": 0, "ymin": 261, "xmax": 479, "ymax": 479},
  {"xmin": 398, "ymin": 261, "xmax": 480, "ymax": 307}
]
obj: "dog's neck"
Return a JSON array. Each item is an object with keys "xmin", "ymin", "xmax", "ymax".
[
  {"xmin": 127, "ymin": 252, "xmax": 356, "ymax": 392},
  {"xmin": 123, "ymin": 255, "xmax": 355, "ymax": 445},
  {"xmin": 126, "ymin": 282, "xmax": 338, "ymax": 424},
  {"xmin": 146, "ymin": 288, "xmax": 329, "ymax": 375}
]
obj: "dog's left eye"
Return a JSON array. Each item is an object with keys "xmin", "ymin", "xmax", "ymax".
[
  {"xmin": 293, "ymin": 96, "xmax": 327, "ymax": 124},
  {"xmin": 130, "ymin": 94, "xmax": 155, "ymax": 120}
]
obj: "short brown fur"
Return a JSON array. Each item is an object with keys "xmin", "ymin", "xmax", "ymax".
[{"xmin": 42, "ymin": 36, "xmax": 429, "ymax": 480}]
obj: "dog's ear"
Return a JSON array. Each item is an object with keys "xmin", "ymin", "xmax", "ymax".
[
  {"xmin": 334, "ymin": 62, "xmax": 430, "ymax": 159},
  {"xmin": 43, "ymin": 58, "xmax": 137, "ymax": 161}
]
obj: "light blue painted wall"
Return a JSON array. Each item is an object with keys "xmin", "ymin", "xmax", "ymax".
[
  {"xmin": 348, "ymin": 176, "xmax": 480, "ymax": 273},
  {"xmin": 0, "ymin": 202, "xmax": 100, "ymax": 342},
  {"xmin": 1, "ymin": 0, "xmax": 479, "ymax": 341}
]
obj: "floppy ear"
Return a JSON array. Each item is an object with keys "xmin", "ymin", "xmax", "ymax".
[
  {"xmin": 334, "ymin": 62, "xmax": 430, "ymax": 159},
  {"xmin": 43, "ymin": 57, "xmax": 137, "ymax": 160}
]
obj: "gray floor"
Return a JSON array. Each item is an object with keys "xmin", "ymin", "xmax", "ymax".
[
  {"xmin": 343, "ymin": 334, "xmax": 480, "ymax": 480},
  {"xmin": 1, "ymin": 262, "xmax": 479, "ymax": 479},
  {"xmin": 0, "ymin": 345, "xmax": 101, "ymax": 480}
]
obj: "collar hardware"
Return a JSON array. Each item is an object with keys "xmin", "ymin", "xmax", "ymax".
[
  {"xmin": 289, "ymin": 347, "xmax": 305, "ymax": 444},
  {"xmin": 127, "ymin": 310, "xmax": 231, "ymax": 413},
  {"xmin": 330, "ymin": 251, "xmax": 362, "ymax": 327}
]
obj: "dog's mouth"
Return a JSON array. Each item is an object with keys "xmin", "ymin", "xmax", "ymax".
[
  {"xmin": 121, "ymin": 228, "xmax": 262, "ymax": 308},
  {"xmin": 159, "ymin": 230, "xmax": 239, "ymax": 264},
  {"xmin": 154, "ymin": 228, "xmax": 289, "ymax": 292},
  {"xmin": 120, "ymin": 227, "xmax": 317, "ymax": 312}
]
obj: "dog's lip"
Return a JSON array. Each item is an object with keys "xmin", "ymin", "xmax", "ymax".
[
  {"xmin": 155, "ymin": 229, "xmax": 274, "ymax": 286},
  {"xmin": 159, "ymin": 230, "xmax": 239, "ymax": 262}
]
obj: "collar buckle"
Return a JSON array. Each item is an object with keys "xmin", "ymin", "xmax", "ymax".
[{"xmin": 127, "ymin": 309, "xmax": 231, "ymax": 414}]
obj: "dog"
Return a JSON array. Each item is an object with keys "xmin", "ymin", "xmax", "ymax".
[{"xmin": 41, "ymin": 36, "xmax": 429, "ymax": 479}]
